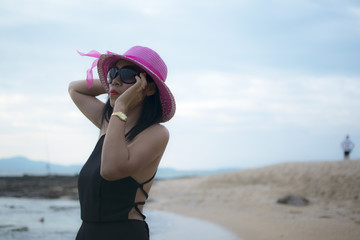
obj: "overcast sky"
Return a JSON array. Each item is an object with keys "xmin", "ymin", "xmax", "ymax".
[{"xmin": 1, "ymin": 0, "xmax": 359, "ymax": 170}]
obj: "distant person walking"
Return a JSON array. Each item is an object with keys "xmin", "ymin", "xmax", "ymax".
[{"xmin": 341, "ymin": 135, "xmax": 355, "ymax": 160}]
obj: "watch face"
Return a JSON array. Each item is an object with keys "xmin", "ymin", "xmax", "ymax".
[
  {"xmin": 112, "ymin": 112, "xmax": 127, "ymax": 121},
  {"xmin": 120, "ymin": 113, "xmax": 127, "ymax": 120}
]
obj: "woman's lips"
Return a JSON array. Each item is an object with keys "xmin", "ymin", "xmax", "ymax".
[{"xmin": 110, "ymin": 89, "xmax": 119, "ymax": 95}]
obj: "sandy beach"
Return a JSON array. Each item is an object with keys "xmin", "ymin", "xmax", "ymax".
[
  {"xmin": 1, "ymin": 160, "xmax": 359, "ymax": 239},
  {"xmin": 147, "ymin": 159, "xmax": 360, "ymax": 240}
]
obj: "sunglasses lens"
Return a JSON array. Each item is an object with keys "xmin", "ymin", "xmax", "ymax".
[
  {"xmin": 107, "ymin": 68, "xmax": 117, "ymax": 84},
  {"xmin": 107, "ymin": 67, "xmax": 139, "ymax": 84},
  {"xmin": 119, "ymin": 68, "xmax": 138, "ymax": 84}
]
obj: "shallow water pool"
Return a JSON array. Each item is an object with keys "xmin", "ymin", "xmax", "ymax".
[{"xmin": 0, "ymin": 197, "xmax": 239, "ymax": 240}]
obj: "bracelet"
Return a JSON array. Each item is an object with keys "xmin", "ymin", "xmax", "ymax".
[{"xmin": 111, "ymin": 112, "xmax": 127, "ymax": 122}]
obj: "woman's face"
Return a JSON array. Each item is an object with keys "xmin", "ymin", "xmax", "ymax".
[{"xmin": 108, "ymin": 60, "xmax": 142, "ymax": 107}]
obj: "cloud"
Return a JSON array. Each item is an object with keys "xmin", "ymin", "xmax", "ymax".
[
  {"xmin": 172, "ymin": 70, "xmax": 360, "ymax": 133},
  {"xmin": 349, "ymin": 6, "xmax": 360, "ymax": 16},
  {"xmin": 0, "ymin": 89, "xmax": 100, "ymax": 164},
  {"xmin": 1, "ymin": 0, "xmax": 360, "ymax": 168},
  {"xmin": 0, "ymin": 0, "xmax": 81, "ymax": 26}
]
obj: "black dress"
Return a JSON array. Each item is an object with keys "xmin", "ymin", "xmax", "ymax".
[{"xmin": 76, "ymin": 135, "xmax": 155, "ymax": 240}]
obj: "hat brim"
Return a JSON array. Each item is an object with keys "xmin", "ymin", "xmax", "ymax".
[{"xmin": 97, "ymin": 54, "xmax": 176, "ymax": 122}]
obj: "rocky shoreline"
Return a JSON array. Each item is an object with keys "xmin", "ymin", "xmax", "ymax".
[{"xmin": 0, "ymin": 175, "xmax": 79, "ymax": 199}]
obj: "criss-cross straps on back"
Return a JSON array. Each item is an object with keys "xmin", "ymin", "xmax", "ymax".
[{"xmin": 132, "ymin": 172, "xmax": 156, "ymax": 220}]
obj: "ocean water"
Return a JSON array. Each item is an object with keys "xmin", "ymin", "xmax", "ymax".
[{"xmin": 0, "ymin": 197, "xmax": 240, "ymax": 240}]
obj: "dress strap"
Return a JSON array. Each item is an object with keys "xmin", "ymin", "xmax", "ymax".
[
  {"xmin": 136, "ymin": 171, "xmax": 157, "ymax": 199},
  {"xmin": 143, "ymin": 171, "xmax": 157, "ymax": 185},
  {"xmin": 133, "ymin": 171, "xmax": 157, "ymax": 220},
  {"xmin": 133, "ymin": 201, "xmax": 146, "ymax": 220}
]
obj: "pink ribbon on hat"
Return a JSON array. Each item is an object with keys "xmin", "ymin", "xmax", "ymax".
[{"xmin": 77, "ymin": 50, "xmax": 116, "ymax": 88}]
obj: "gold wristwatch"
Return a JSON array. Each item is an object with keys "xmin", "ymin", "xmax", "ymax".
[{"xmin": 112, "ymin": 112, "xmax": 127, "ymax": 122}]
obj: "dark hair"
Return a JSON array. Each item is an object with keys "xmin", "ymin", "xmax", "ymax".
[{"xmin": 101, "ymin": 75, "xmax": 163, "ymax": 142}]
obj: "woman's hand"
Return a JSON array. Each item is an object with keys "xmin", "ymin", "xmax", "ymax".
[{"xmin": 113, "ymin": 72, "xmax": 148, "ymax": 113}]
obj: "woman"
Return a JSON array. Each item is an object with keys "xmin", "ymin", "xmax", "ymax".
[{"xmin": 68, "ymin": 46, "xmax": 176, "ymax": 240}]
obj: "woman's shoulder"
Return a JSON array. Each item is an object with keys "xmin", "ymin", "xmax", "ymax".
[
  {"xmin": 146, "ymin": 123, "xmax": 169, "ymax": 138},
  {"xmin": 128, "ymin": 124, "xmax": 169, "ymax": 155},
  {"xmin": 125, "ymin": 124, "xmax": 169, "ymax": 148},
  {"xmin": 133, "ymin": 123, "xmax": 169, "ymax": 145}
]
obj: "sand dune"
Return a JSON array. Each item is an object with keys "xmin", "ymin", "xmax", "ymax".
[{"xmin": 147, "ymin": 159, "xmax": 360, "ymax": 240}]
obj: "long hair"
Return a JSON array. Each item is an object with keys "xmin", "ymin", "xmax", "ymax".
[{"xmin": 101, "ymin": 75, "xmax": 163, "ymax": 142}]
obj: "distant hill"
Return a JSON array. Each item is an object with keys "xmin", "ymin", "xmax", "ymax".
[
  {"xmin": 0, "ymin": 156, "xmax": 82, "ymax": 176},
  {"xmin": 0, "ymin": 156, "xmax": 238, "ymax": 178}
]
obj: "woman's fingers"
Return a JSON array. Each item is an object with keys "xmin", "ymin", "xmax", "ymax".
[
  {"xmin": 135, "ymin": 73, "xmax": 147, "ymax": 90},
  {"xmin": 114, "ymin": 72, "xmax": 148, "ymax": 112}
]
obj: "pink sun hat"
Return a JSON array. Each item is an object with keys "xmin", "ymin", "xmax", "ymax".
[{"xmin": 78, "ymin": 46, "xmax": 176, "ymax": 122}]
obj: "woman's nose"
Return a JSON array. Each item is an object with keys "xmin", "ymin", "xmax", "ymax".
[{"xmin": 110, "ymin": 77, "xmax": 122, "ymax": 86}]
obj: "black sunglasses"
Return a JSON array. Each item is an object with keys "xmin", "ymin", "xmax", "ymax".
[{"xmin": 107, "ymin": 66, "xmax": 140, "ymax": 84}]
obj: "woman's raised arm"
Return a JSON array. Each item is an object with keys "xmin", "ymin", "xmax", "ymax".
[{"xmin": 68, "ymin": 79, "xmax": 107, "ymax": 129}]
